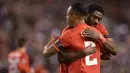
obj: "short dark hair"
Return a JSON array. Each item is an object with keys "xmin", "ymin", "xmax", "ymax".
[
  {"xmin": 71, "ymin": 2, "xmax": 87, "ymax": 16},
  {"xmin": 87, "ymin": 3, "xmax": 104, "ymax": 14},
  {"xmin": 17, "ymin": 37, "xmax": 27, "ymax": 48}
]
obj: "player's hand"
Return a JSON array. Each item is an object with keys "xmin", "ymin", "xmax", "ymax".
[
  {"xmin": 83, "ymin": 44, "xmax": 96, "ymax": 55},
  {"xmin": 82, "ymin": 28, "xmax": 101, "ymax": 41},
  {"xmin": 101, "ymin": 52, "xmax": 111, "ymax": 60}
]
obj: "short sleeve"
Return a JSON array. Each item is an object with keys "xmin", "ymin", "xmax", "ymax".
[
  {"xmin": 98, "ymin": 24, "xmax": 110, "ymax": 38},
  {"xmin": 99, "ymin": 24, "xmax": 109, "ymax": 35},
  {"xmin": 59, "ymin": 31, "xmax": 71, "ymax": 47},
  {"xmin": 61, "ymin": 26, "xmax": 70, "ymax": 34}
]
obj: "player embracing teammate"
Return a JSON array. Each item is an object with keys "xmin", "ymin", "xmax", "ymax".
[{"xmin": 43, "ymin": 2, "xmax": 117, "ymax": 73}]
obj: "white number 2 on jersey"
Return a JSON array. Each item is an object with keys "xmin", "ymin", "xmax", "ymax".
[{"xmin": 84, "ymin": 41, "xmax": 98, "ymax": 66}]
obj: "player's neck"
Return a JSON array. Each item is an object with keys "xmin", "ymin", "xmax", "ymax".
[
  {"xmin": 70, "ymin": 19, "xmax": 86, "ymax": 28},
  {"xmin": 18, "ymin": 47, "xmax": 26, "ymax": 52},
  {"xmin": 75, "ymin": 19, "xmax": 86, "ymax": 26}
]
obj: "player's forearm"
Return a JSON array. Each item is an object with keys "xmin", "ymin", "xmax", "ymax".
[
  {"xmin": 99, "ymin": 35, "xmax": 117, "ymax": 55},
  {"xmin": 59, "ymin": 46, "xmax": 96, "ymax": 63},
  {"xmin": 100, "ymin": 35, "xmax": 117, "ymax": 55},
  {"xmin": 59, "ymin": 51, "xmax": 86, "ymax": 63},
  {"xmin": 46, "ymin": 39, "xmax": 56, "ymax": 48},
  {"xmin": 103, "ymin": 39, "xmax": 117, "ymax": 55},
  {"xmin": 43, "ymin": 44, "xmax": 59, "ymax": 58},
  {"xmin": 43, "ymin": 39, "xmax": 60, "ymax": 58},
  {"xmin": 46, "ymin": 35, "xmax": 58, "ymax": 48}
]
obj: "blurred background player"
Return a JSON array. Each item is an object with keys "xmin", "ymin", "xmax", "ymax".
[{"xmin": 8, "ymin": 37, "xmax": 35, "ymax": 73}]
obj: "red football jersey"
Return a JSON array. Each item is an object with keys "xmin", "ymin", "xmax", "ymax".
[
  {"xmin": 96, "ymin": 23, "xmax": 109, "ymax": 36},
  {"xmin": 59, "ymin": 26, "xmax": 71, "ymax": 73},
  {"xmin": 96, "ymin": 23, "xmax": 109, "ymax": 54},
  {"xmin": 62, "ymin": 23, "xmax": 109, "ymax": 38},
  {"xmin": 59, "ymin": 24, "xmax": 101, "ymax": 73},
  {"xmin": 8, "ymin": 49, "xmax": 31, "ymax": 73}
]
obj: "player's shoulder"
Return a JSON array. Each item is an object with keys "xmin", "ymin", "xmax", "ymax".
[
  {"xmin": 8, "ymin": 51, "xmax": 14, "ymax": 57},
  {"xmin": 62, "ymin": 26, "xmax": 70, "ymax": 33},
  {"xmin": 61, "ymin": 29, "xmax": 71, "ymax": 37},
  {"xmin": 98, "ymin": 23, "xmax": 104, "ymax": 25},
  {"xmin": 8, "ymin": 50, "xmax": 16, "ymax": 55},
  {"xmin": 76, "ymin": 24, "xmax": 89, "ymax": 29},
  {"xmin": 64, "ymin": 26, "xmax": 70, "ymax": 30},
  {"xmin": 97, "ymin": 23, "xmax": 106, "ymax": 28},
  {"xmin": 8, "ymin": 50, "xmax": 22, "ymax": 58},
  {"xmin": 62, "ymin": 26, "xmax": 72, "ymax": 35}
]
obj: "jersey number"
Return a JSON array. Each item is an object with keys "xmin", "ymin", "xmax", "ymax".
[
  {"xmin": 8, "ymin": 54, "xmax": 20, "ymax": 73},
  {"xmin": 84, "ymin": 41, "xmax": 98, "ymax": 66}
]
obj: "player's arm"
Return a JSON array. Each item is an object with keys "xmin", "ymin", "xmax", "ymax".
[
  {"xmin": 43, "ymin": 31, "xmax": 71, "ymax": 58},
  {"xmin": 82, "ymin": 28, "xmax": 117, "ymax": 55},
  {"xmin": 59, "ymin": 44, "xmax": 96, "ymax": 64},
  {"xmin": 43, "ymin": 32, "xmax": 60, "ymax": 58},
  {"xmin": 100, "ymin": 35, "xmax": 117, "ymax": 60},
  {"xmin": 98, "ymin": 24, "xmax": 117, "ymax": 60},
  {"xmin": 98, "ymin": 27, "xmax": 117, "ymax": 56},
  {"xmin": 103, "ymin": 37, "xmax": 117, "ymax": 55},
  {"xmin": 43, "ymin": 39, "xmax": 61, "ymax": 58}
]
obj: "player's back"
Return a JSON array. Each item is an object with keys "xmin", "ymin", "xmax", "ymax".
[
  {"xmin": 8, "ymin": 50, "xmax": 29, "ymax": 73},
  {"xmin": 66, "ymin": 24, "xmax": 101, "ymax": 73}
]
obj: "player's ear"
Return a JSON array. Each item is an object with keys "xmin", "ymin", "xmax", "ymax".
[
  {"xmin": 71, "ymin": 14, "xmax": 75, "ymax": 20},
  {"xmin": 87, "ymin": 14, "xmax": 90, "ymax": 17}
]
